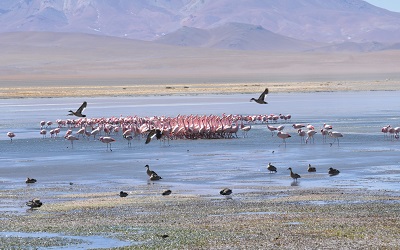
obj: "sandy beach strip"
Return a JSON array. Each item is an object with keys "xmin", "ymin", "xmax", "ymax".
[{"xmin": 1, "ymin": 79, "xmax": 400, "ymax": 98}]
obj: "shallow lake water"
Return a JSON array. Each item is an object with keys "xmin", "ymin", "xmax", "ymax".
[
  {"xmin": 0, "ymin": 91, "xmax": 400, "ymax": 248},
  {"xmin": 1, "ymin": 92, "xmax": 400, "ymax": 191}
]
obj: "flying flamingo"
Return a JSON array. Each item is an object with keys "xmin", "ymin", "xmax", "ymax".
[
  {"xmin": 7, "ymin": 132, "xmax": 15, "ymax": 142},
  {"xmin": 277, "ymin": 131, "xmax": 291, "ymax": 147},
  {"xmin": 99, "ymin": 136, "xmax": 116, "ymax": 151},
  {"xmin": 329, "ymin": 131, "xmax": 343, "ymax": 146}
]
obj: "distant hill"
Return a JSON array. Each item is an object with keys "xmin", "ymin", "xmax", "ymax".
[
  {"xmin": 155, "ymin": 23, "xmax": 324, "ymax": 52},
  {"xmin": 1, "ymin": 0, "xmax": 400, "ymax": 47}
]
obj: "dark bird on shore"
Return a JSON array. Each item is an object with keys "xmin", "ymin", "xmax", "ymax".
[
  {"xmin": 68, "ymin": 101, "xmax": 87, "ymax": 117},
  {"xmin": 162, "ymin": 190, "xmax": 172, "ymax": 196},
  {"xmin": 145, "ymin": 128, "xmax": 163, "ymax": 144},
  {"xmin": 119, "ymin": 191, "xmax": 128, "ymax": 197},
  {"xmin": 145, "ymin": 164, "xmax": 159, "ymax": 177},
  {"xmin": 220, "ymin": 188, "xmax": 232, "ymax": 196},
  {"xmin": 267, "ymin": 162, "xmax": 277, "ymax": 173},
  {"xmin": 288, "ymin": 167, "xmax": 301, "ymax": 181},
  {"xmin": 25, "ymin": 177, "xmax": 37, "ymax": 184},
  {"xmin": 307, "ymin": 164, "xmax": 316, "ymax": 172},
  {"xmin": 26, "ymin": 198, "xmax": 42, "ymax": 209},
  {"xmin": 250, "ymin": 88, "xmax": 269, "ymax": 104},
  {"xmin": 150, "ymin": 173, "xmax": 162, "ymax": 181},
  {"xmin": 328, "ymin": 167, "xmax": 340, "ymax": 176}
]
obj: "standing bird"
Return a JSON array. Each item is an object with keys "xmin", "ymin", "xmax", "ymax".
[
  {"xmin": 123, "ymin": 134, "xmax": 133, "ymax": 147},
  {"xmin": 288, "ymin": 167, "xmax": 301, "ymax": 181},
  {"xmin": 329, "ymin": 131, "xmax": 343, "ymax": 146},
  {"xmin": 277, "ymin": 131, "xmax": 291, "ymax": 147},
  {"xmin": 99, "ymin": 136, "xmax": 116, "ymax": 151},
  {"xmin": 328, "ymin": 167, "xmax": 340, "ymax": 176},
  {"xmin": 250, "ymin": 88, "xmax": 269, "ymax": 104},
  {"xmin": 307, "ymin": 164, "xmax": 316, "ymax": 172},
  {"xmin": 145, "ymin": 164, "xmax": 159, "ymax": 176},
  {"xmin": 119, "ymin": 191, "xmax": 128, "ymax": 197},
  {"xmin": 26, "ymin": 198, "xmax": 42, "ymax": 209},
  {"xmin": 65, "ymin": 135, "xmax": 79, "ymax": 148},
  {"xmin": 220, "ymin": 188, "xmax": 233, "ymax": 196},
  {"xmin": 267, "ymin": 162, "xmax": 277, "ymax": 173},
  {"xmin": 7, "ymin": 132, "xmax": 15, "ymax": 142},
  {"xmin": 145, "ymin": 129, "xmax": 163, "ymax": 144},
  {"xmin": 150, "ymin": 173, "xmax": 162, "ymax": 181},
  {"xmin": 68, "ymin": 101, "xmax": 87, "ymax": 117}
]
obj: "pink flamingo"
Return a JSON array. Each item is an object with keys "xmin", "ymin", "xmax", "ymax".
[
  {"xmin": 329, "ymin": 131, "xmax": 343, "ymax": 146},
  {"xmin": 240, "ymin": 124, "xmax": 251, "ymax": 137},
  {"xmin": 40, "ymin": 129, "xmax": 47, "ymax": 138},
  {"xmin": 123, "ymin": 134, "xmax": 133, "ymax": 147},
  {"xmin": 320, "ymin": 129, "xmax": 329, "ymax": 143},
  {"xmin": 99, "ymin": 136, "xmax": 116, "ymax": 151},
  {"xmin": 7, "ymin": 132, "xmax": 15, "ymax": 142},
  {"xmin": 306, "ymin": 130, "xmax": 317, "ymax": 144},
  {"xmin": 292, "ymin": 124, "xmax": 305, "ymax": 130},
  {"xmin": 277, "ymin": 131, "xmax": 291, "ymax": 147},
  {"xmin": 66, "ymin": 135, "xmax": 79, "ymax": 148},
  {"xmin": 297, "ymin": 129, "xmax": 306, "ymax": 144},
  {"xmin": 381, "ymin": 125, "xmax": 391, "ymax": 140},
  {"xmin": 267, "ymin": 125, "xmax": 278, "ymax": 136}
]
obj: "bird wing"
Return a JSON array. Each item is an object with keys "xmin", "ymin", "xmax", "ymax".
[
  {"xmin": 145, "ymin": 129, "xmax": 156, "ymax": 144},
  {"xmin": 76, "ymin": 101, "xmax": 87, "ymax": 113},
  {"xmin": 257, "ymin": 88, "xmax": 268, "ymax": 101}
]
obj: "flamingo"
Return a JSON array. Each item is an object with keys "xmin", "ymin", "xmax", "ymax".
[
  {"xmin": 240, "ymin": 124, "xmax": 251, "ymax": 137},
  {"xmin": 297, "ymin": 129, "xmax": 306, "ymax": 144},
  {"xmin": 250, "ymin": 88, "xmax": 269, "ymax": 104},
  {"xmin": 66, "ymin": 135, "xmax": 79, "ymax": 148},
  {"xmin": 68, "ymin": 101, "xmax": 87, "ymax": 117},
  {"xmin": 277, "ymin": 131, "xmax": 291, "ymax": 147},
  {"xmin": 320, "ymin": 128, "xmax": 329, "ymax": 143},
  {"xmin": 267, "ymin": 125, "xmax": 278, "ymax": 136},
  {"xmin": 99, "ymin": 136, "xmax": 116, "ymax": 151},
  {"xmin": 40, "ymin": 129, "xmax": 47, "ymax": 138},
  {"xmin": 123, "ymin": 134, "xmax": 133, "ymax": 147},
  {"xmin": 305, "ymin": 130, "xmax": 317, "ymax": 144},
  {"xmin": 7, "ymin": 132, "xmax": 15, "ymax": 142},
  {"xmin": 292, "ymin": 124, "xmax": 305, "ymax": 130},
  {"xmin": 329, "ymin": 131, "xmax": 343, "ymax": 146}
]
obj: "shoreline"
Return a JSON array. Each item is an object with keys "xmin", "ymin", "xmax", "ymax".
[
  {"xmin": 1, "ymin": 185, "xmax": 399, "ymax": 249},
  {"xmin": 1, "ymin": 80, "xmax": 400, "ymax": 98}
]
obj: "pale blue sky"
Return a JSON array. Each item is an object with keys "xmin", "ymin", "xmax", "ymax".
[{"xmin": 364, "ymin": 0, "xmax": 400, "ymax": 12}]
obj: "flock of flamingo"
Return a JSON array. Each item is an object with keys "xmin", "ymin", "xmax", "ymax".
[{"xmin": 3, "ymin": 90, "xmax": 399, "ymax": 149}]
